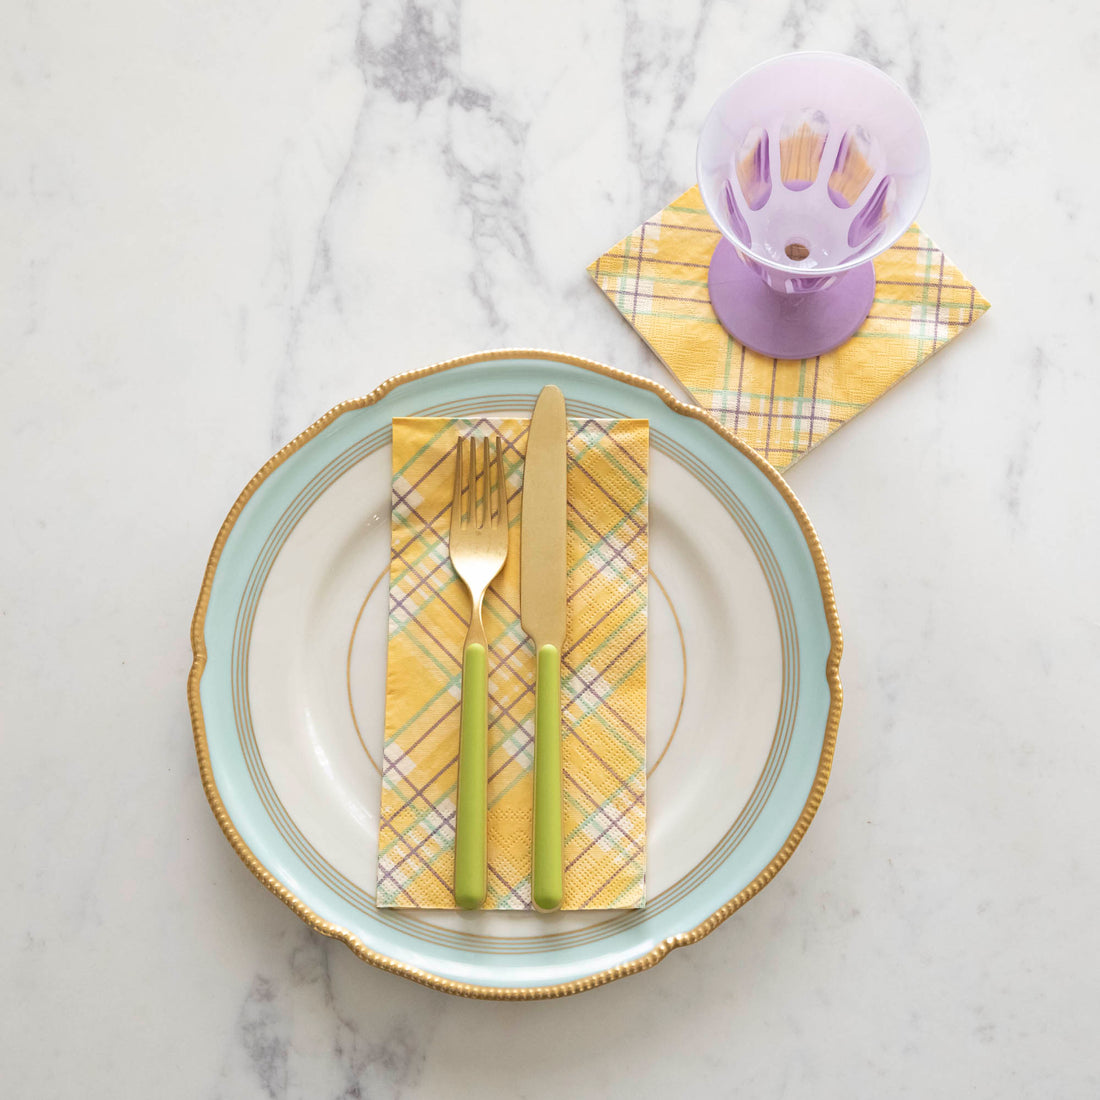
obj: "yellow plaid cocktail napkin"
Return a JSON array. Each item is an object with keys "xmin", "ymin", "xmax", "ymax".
[
  {"xmin": 589, "ymin": 185, "xmax": 990, "ymax": 470},
  {"xmin": 377, "ymin": 416, "xmax": 648, "ymax": 910}
]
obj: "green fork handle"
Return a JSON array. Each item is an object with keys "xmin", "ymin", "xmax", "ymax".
[
  {"xmin": 454, "ymin": 643, "xmax": 487, "ymax": 910},
  {"xmin": 532, "ymin": 644, "xmax": 563, "ymax": 911}
]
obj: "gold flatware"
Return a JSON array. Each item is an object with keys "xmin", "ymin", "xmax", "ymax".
[
  {"xmin": 520, "ymin": 386, "xmax": 568, "ymax": 912},
  {"xmin": 448, "ymin": 434, "xmax": 509, "ymax": 910}
]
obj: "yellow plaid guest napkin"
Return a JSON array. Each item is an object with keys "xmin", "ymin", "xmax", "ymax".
[
  {"xmin": 589, "ymin": 185, "xmax": 990, "ymax": 470},
  {"xmin": 378, "ymin": 416, "xmax": 649, "ymax": 910}
]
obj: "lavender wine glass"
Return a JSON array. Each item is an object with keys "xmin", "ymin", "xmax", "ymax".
[{"xmin": 697, "ymin": 51, "xmax": 930, "ymax": 360}]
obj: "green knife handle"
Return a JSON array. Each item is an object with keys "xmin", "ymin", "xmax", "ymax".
[
  {"xmin": 532, "ymin": 644, "xmax": 564, "ymax": 911},
  {"xmin": 454, "ymin": 643, "xmax": 487, "ymax": 910}
]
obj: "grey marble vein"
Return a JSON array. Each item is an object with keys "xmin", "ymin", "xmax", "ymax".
[{"xmin": 218, "ymin": 929, "xmax": 437, "ymax": 1099}]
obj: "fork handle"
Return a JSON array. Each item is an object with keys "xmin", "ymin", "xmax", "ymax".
[
  {"xmin": 532, "ymin": 644, "xmax": 564, "ymax": 911},
  {"xmin": 454, "ymin": 643, "xmax": 488, "ymax": 910}
]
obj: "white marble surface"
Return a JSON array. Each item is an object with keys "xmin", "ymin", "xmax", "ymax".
[{"xmin": 2, "ymin": 0, "xmax": 1098, "ymax": 1095}]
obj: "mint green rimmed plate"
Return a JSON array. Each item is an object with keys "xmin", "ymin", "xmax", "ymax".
[{"xmin": 188, "ymin": 350, "xmax": 842, "ymax": 999}]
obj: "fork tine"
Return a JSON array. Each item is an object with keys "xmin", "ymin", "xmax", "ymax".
[
  {"xmin": 468, "ymin": 436, "xmax": 477, "ymax": 529},
  {"xmin": 452, "ymin": 432, "xmax": 464, "ymax": 529},
  {"xmin": 469, "ymin": 436, "xmax": 478, "ymax": 529},
  {"xmin": 480, "ymin": 437, "xmax": 491, "ymax": 529},
  {"xmin": 494, "ymin": 435, "xmax": 507, "ymax": 527}
]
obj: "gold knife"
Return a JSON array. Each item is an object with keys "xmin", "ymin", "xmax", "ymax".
[{"xmin": 520, "ymin": 385, "xmax": 567, "ymax": 912}]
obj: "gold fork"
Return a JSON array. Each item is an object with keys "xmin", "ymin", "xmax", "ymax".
[{"xmin": 448, "ymin": 434, "xmax": 509, "ymax": 909}]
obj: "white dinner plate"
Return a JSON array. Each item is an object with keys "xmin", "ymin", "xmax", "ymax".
[{"xmin": 189, "ymin": 350, "xmax": 842, "ymax": 998}]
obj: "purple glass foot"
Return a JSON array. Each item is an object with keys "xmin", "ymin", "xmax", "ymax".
[{"xmin": 707, "ymin": 238, "xmax": 876, "ymax": 360}]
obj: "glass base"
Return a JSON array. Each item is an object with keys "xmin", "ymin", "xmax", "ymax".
[{"xmin": 707, "ymin": 238, "xmax": 876, "ymax": 360}]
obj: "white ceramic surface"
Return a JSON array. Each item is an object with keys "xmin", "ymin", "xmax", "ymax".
[
  {"xmin": 195, "ymin": 352, "xmax": 838, "ymax": 994},
  {"xmin": 250, "ymin": 436, "xmax": 784, "ymax": 926},
  {"xmin": 4, "ymin": 0, "xmax": 1099, "ymax": 1095}
]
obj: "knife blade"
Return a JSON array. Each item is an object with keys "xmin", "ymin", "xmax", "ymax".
[{"xmin": 520, "ymin": 384, "xmax": 567, "ymax": 912}]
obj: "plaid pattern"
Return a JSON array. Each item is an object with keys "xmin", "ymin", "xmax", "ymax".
[
  {"xmin": 377, "ymin": 417, "xmax": 648, "ymax": 910},
  {"xmin": 588, "ymin": 186, "xmax": 990, "ymax": 470}
]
